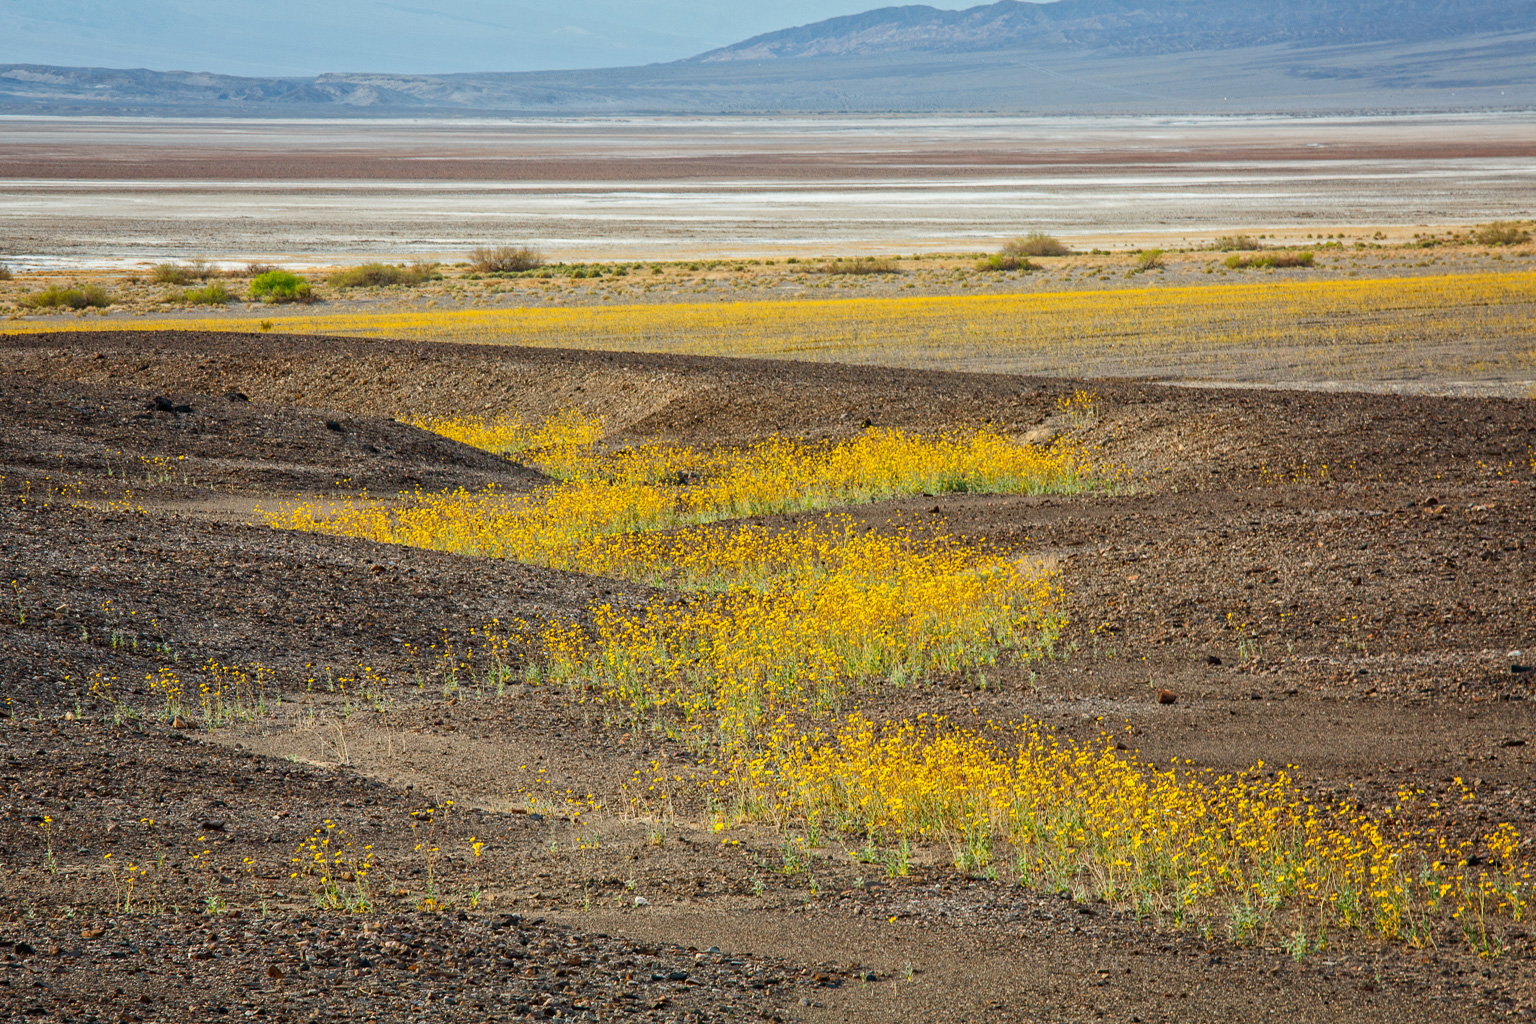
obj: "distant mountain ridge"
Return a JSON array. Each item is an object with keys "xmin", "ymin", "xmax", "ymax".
[
  {"xmin": 695, "ymin": 0, "xmax": 1536, "ymax": 61},
  {"xmin": 1, "ymin": 0, "xmax": 1533, "ymax": 115}
]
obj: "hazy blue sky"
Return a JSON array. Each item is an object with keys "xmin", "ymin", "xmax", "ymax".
[{"xmin": 0, "ymin": 1, "xmax": 980, "ymax": 75}]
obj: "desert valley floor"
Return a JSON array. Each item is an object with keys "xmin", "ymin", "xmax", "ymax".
[{"xmin": 0, "ymin": 325, "xmax": 1533, "ymax": 1022}]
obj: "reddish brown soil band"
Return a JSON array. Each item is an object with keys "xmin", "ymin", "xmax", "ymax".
[{"xmin": 6, "ymin": 140, "xmax": 1536, "ymax": 181}]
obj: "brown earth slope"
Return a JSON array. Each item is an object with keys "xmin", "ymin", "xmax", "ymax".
[{"xmin": 0, "ymin": 329, "xmax": 1533, "ymax": 1022}]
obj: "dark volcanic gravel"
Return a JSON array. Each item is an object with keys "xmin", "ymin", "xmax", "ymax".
[{"xmin": 1, "ymin": 329, "xmax": 1534, "ymax": 1022}]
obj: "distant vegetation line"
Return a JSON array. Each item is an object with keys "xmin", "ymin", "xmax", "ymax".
[{"xmin": 7, "ymin": 271, "xmax": 1532, "ymax": 388}]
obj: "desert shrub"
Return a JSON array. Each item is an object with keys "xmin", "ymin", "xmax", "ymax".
[
  {"xmin": 250, "ymin": 270, "xmax": 314, "ymax": 304},
  {"xmin": 244, "ymin": 262, "xmax": 280, "ymax": 276},
  {"xmin": 152, "ymin": 261, "xmax": 220, "ymax": 284},
  {"xmin": 818, "ymin": 257, "xmax": 898, "ymax": 275},
  {"xmin": 1472, "ymin": 221, "xmax": 1531, "ymax": 246},
  {"xmin": 20, "ymin": 284, "xmax": 112, "ymax": 309},
  {"xmin": 976, "ymin": 254, "xmax": 1037, "ymax": 272},
  {"xmin": 1132, "ymin": 249, "xmax": 1165, "ymax": 272},
  {"xmin": 469, "ymin": 245, "xmax": 544, "ymax": 273},
  {"xmin": 1225, "ymin": 251, "xmax": 1315, "ymax": 270},
  {"xmin": 1002, "ymin": 232, "xmax": 1070, "ymax": 258},
  {"xmin": 0, "ymin": 263, "xmax": 11, "ymax": 281},
  {"xmin": 328, "ymin": 262, "xmax": 440, "ymax": 288},
  {"xmin": 184, "ymin": 281, "xmax": 234, "ymax": 305},
  {"xmin": 1211, "ymin": 234, "xmax": 1262, "ymax": 251},
  {"xmin": 150, "ymin": 263, "xmax": 194, "ymax": 285}
]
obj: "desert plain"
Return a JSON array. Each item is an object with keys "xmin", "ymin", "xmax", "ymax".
[{"xmin": 0, "ymin": 113, "xmax": 1535, "ymax": 1024}]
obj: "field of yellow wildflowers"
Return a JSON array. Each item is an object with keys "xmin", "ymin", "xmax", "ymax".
[
  {"xmin": 8, "ymin": 271, "xmax": 1534, "ymax": 385},
  {"xmin": 257, "ymin": 407, "xmax": 1535, "ymax": 953},
  {"xmin": 268, "ymin": 416, "xmax": 1086, "ymax": 739},
  {"xmin": 9, "ymin": 279, "xmax": 1536, "ymax": 1019}
]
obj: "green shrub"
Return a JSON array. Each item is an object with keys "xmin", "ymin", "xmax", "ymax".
[
  {"xmin": 328, "ymin": 262, "xmax": 440, "ymax": 288},
  {"xmin": 468, "ymin": 245, "xmax": 543, "ymax": 273},
  {"xmin": 1473, "ymin": 221, "xmax": 1531, "ymax": 246},
  {"xmin": 1211, "ymin": 234, "xmax": 1262, "ymax": 251},
  {"xmin": 1132, "ymin": 249, "xmax": 1166, "ymax": 273},
  {"xmin": 818, "ymin": 257, "xmax": 898, "ymax": 275},
  {"xmin": 1225, "ymin": 252, "xmax": 1315, "ymax": 270},
  {"xmin": 250, "ymin": 270, "xmax": 314, "ymax": 304},
  {"xmin": 184, "ymin": 281, "xmax": 234, "ymax": 305},
  {"xmin": 20, "ymin": 284, "xmax": 112, "ymax": 309},
  {"xmin": 976, "ymin": 254, "xmax": 1037, "ymax": 272},
  {"xmin": 1002, "ymin": 232, "xmax": 1070, "ymax": 258},
  {"xmin": 0, "ymin": 263, "xmax": 11, "ymax": 282}
]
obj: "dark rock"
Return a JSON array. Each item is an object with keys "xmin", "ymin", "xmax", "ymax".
[{"xmin": 1157, "ymin": 689, "xmax": 1178, "ymax": 705}]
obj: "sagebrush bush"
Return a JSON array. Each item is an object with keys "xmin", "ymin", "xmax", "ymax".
[
  {"xmin": 1473, "ymin": 221, "xmax": 1531, "ymax": 246},
  {"xmin": 328, "ymin": 262, "xmax": 440, "ymax": 288},
  {"xmin": 976, "ymin": 254, "xmax": 1037, "ymax": 272},
  {"xmin": 20, "ymin": 284, "xmax": 112, "ymax": 309},
  {"xmin": 1226, "ymin": 252, "xmax": 1315, "ymax": 270},
  {"xmin": 1002, "ymin": 232, "xmax": 1070, "ymax": 258},
  {"xmin": 183, "ymin": 281, "xmax": 235, "ymax": 305},
  {"xmin": 818, "ymin": 257, "xmax": 898, "ymax": 275},
  {"xmin": 250, "ymin": 270, "xmax": 314, "ymax": 304},
  {"xmin": 1211, "ymin": 234, "xmax": 1262, "ymax": 251},
  {"xmin": 153, "ymin": 261, "xmax": 220, "ymax": 284},
  {"xmin": 1133, "ymin": 249, "xmax": 1165, "ymax": 272},
  {"xmin": 0, "ymin": 263, "xmax": 11, "ymax": 282},
  {"xmin": 151, "ymin": 263, "xmax": 194, "ymax": 285},
  {"xmin": 469, "ymin": 246, "xmax": 544, "ymax": 273}
]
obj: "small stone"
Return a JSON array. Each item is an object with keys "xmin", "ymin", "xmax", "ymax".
[
  {"xmin": 1156, "ymin": 689, "xmax": 1178, "ymax": 705},
  {"xmin": 633, "ymin": 896, "xmax": 650, "ymax": 907}
]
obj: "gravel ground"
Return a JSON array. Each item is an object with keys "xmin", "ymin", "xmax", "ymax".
[{"xmin": 0, "ymin": 329, "xmax": 1533, "ymax": 1021}]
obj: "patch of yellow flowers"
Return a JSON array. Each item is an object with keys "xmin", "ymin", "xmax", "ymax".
[
  {"xmin": 269, "ymin": 413, "xmax": 1096, "ymax": 570},
  {"xmin": 271, "ymin": 415, "xmax": 1079, "ymax": 737},
  {"xmin": 267, "ymin": 408, "xmax": 1532, "ymax": 951},
  {"xmin": 731, "ymin": 713, "xmax": 1530, "ymax": 948},
  {"xmin": 539, "ymin": 519, "xmax": 1063, "ymax": 740}
]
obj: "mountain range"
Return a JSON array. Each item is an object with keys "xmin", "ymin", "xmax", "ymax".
[
  {"xmin": 695, "ymin": 0, "xmax": 1535, "ymax": 60},
  {"xmin": 2, "ymin": 0, "xmax": 1533, "ymax": 114}
]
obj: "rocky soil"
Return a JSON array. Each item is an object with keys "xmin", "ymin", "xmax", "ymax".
[{"xmin": 1, "ymin": 329, "xmax": 1533, "ymax": 1022}]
